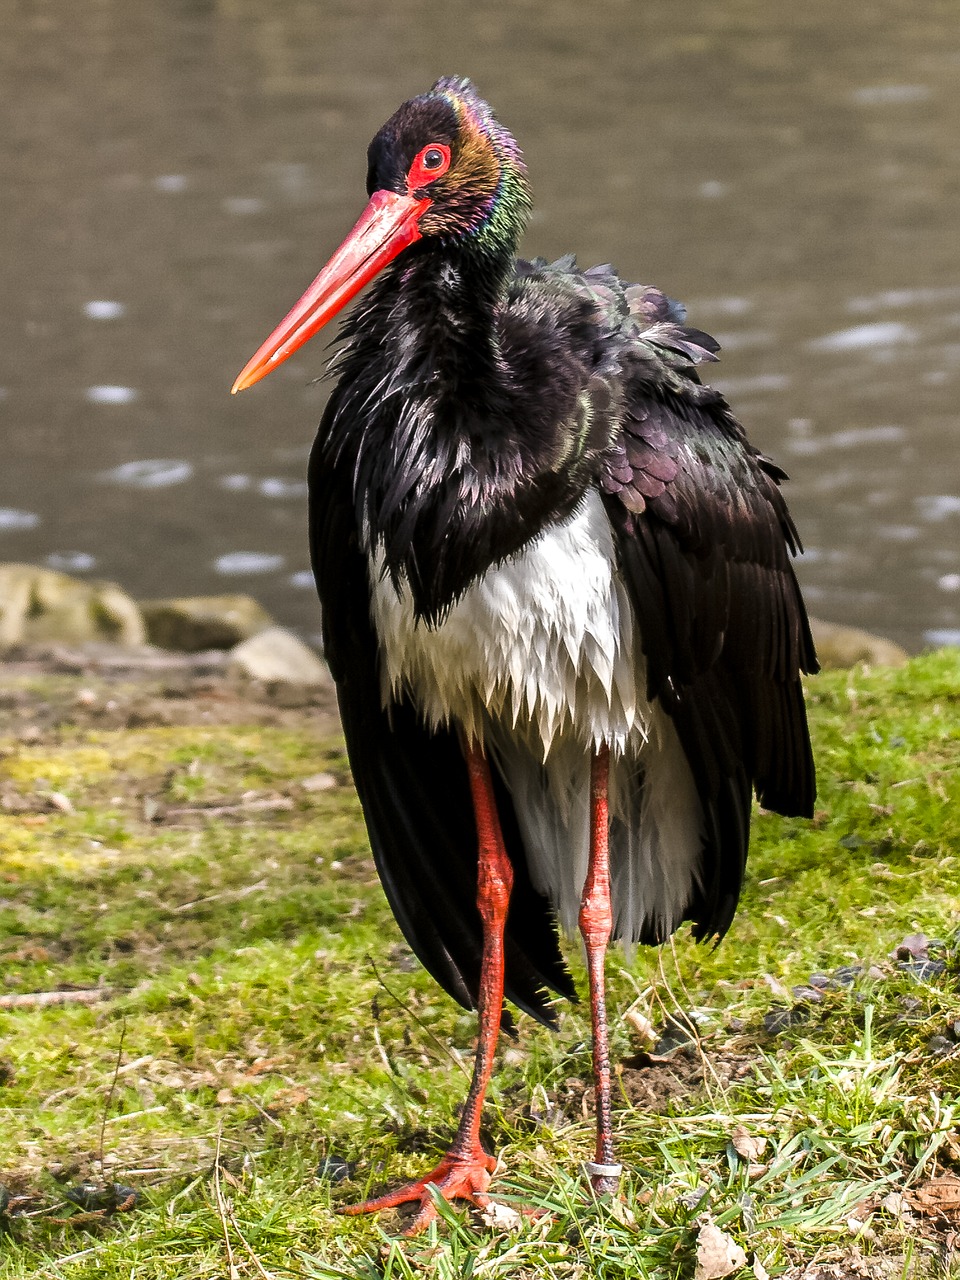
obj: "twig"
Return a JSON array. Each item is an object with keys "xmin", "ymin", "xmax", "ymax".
[
  {"xmin": 0, "ymin": 988, "xmax": 112, "ymax": 1008},
  {"xmin": 98, "ymin": 1018, "xmax": 127, "ymax": 1178},
  {"xmin": 227, "ymin": 1202, "xmax": 277, "ymax": 1280},
  {"xmin": 366, "ymin": 954, "xmax": 471, "ymax": 1079},
  {"xmin": 173, "ymin": 879, "xmax": 269, "ymax": 912},
  {"xmin": 103, "ymin": 1105, "xmax": 168, "ymax": 1125},
  {"xmin": 213, "ymin": 1125, "xmax": 239, "ymax": 1280},
  {"xmin": 165, "ymin": 798, "xmax": 295, "ymax": 819}
]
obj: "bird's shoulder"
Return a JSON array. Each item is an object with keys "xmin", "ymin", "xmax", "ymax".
[
  {"xmin": 502, "ymin": 254, "xmax": 719, "ymax": 369},
  {"xmin": 501, "ymin": 256, "xmax": 782, "ymax": 543}
]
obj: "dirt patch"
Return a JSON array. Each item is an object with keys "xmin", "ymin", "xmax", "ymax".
[
  {"xmin": 0, "ymin": 646, "xmax": 340, "ymax": 737},
  {"xmin": 550, "ymin": 1048, "xmax": 756, "ymax": 1120}
]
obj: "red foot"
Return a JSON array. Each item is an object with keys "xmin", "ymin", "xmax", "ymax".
[{"xmin": 341, "ymin": 1144, "xmax": 497, "ymax": 1235}]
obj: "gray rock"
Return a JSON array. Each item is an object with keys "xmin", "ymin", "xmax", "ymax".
[
  {"xmin": 809, "ymin": 617, "xmax": 909, "ymax": 669},
  {"xmin": 0, "ymin": 564, "xmax": 145, "ymax": 649},
  {"xmin": 228, "ymin": 626, "xmax": 329, "ymax": 686},
  {"xmin": 141, "ymin": 594, "xmax": 273, "ymax": 652}
]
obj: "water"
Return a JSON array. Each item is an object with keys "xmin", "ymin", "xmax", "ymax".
[{"xmin": 1, "ymin": 0, "xmax": 958, "ymax": 651}]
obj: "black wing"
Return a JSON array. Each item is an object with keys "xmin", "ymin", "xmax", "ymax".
[
  {"xmin": 309, "ymin": 395, "xmax": 576, "ymax": 1028},
  {"xmin": 600, "ymin": 317, "xmax": 817, "ymax": 941}
]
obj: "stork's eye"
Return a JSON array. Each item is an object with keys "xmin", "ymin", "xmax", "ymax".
[{"xmin": 408, "ymin": 143, "xmax": 452, "ymax": 189}]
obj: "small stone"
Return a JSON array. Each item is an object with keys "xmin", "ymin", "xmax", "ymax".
[
  {"xmin": 229, "ymin": 626, "xmax": 329, "ymax": 686},
  {"xmin": 926, "ymin": 1034, "xmax": 955, "ymax": 1057},
  {"xmin": 0, "ymin": 564, "xmax": 145, "ymax": 649},
  {"xmin": 808, "ymin": 618, "xmax": 908, "ymax": 669},
  {"xmin": 301, "ymin": 772, "xmax": 337, "ymax": 792},
  {"xmin": 141, "ymin": 594, "xmax": 273, "ymax": 651},
  {"xmin": 316, "ymin": 1154, "xmax": 353, "ymax": 1184},
  {"xmin": 763, "ymin": 1007, "xmax": 802, "ymax": 1036}
]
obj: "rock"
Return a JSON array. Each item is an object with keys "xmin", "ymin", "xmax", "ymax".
[
  {"xmin": 809, "ymin": 617, "xmax": 909, "ymax": 669},
  {"xmin": 0, "ymin": 564, "xmax": 145, "ymax": 649},
  {"xmin": 228, "ymin": 626, "xmax": 329, "ymax": 686},
  {"xmin": 140, "ymin": 594, "xmax": 273, "ymax": 652}
]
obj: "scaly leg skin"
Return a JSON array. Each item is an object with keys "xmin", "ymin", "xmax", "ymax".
[
  {"xmin": 579, "ymin": 743, "xmax": 622, "ymax": 1197},
  {"xmin": 342, "ymin": 741, "xmax": 512, "ymax": 1234}
]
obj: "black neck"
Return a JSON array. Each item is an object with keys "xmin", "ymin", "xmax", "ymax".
[{"xmin": 320, "ymin": 242, "xmax": 590, "ymax": 620}]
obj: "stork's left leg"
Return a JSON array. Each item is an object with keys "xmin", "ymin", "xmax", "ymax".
[
  {"xmin": 580, "ymin": 743, "xmax": 621, "ymax": 1195},
  {"xmin": 342, "ymin": 740, "xmax": 512, "ymax": 1233}
]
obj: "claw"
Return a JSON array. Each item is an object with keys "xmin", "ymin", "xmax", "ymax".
[{"xmin": 341, "ymin": 1144, "xmax": 496, "ymax": 1235}]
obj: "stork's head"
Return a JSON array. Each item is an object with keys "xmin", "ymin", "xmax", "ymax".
[{"xmin": 232, "ymin": 78, "xmax": 529, "ymax": 393}]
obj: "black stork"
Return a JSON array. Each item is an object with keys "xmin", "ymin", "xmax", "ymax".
[{"xmin": 233, "ymin": 77, "xmax": 817, "ymax": 1231}]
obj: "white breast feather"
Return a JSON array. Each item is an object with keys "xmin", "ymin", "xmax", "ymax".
[
  {"xmin": 369, "ymin": 490, "xmax": 645, "ymax": 756},
  {"xmin": 367, "ymin": 488, "xmax": 705, "ymax": 943}
]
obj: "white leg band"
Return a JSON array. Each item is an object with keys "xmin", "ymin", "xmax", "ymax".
[{"xmin": 583, "ymin": 1161, "xmax": 623, "ymax": 1179}]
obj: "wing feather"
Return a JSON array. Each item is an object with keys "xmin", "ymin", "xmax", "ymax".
[
  {"xmin": 601, "ymin": 364, "xmax": 817, "ymax": 940},
  {"xmin": 309, "ymin": 400, "xmax": 575, "ymax": 1026}
]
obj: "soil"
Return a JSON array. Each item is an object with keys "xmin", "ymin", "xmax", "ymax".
[{"xmin": 0, "ymin": 643, "xmax": 341, "ymax": 739}]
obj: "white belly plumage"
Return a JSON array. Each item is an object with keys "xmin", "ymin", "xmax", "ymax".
[{"xmin": 368, "ymin": 490, "xmax": 704, "ymax": 942}]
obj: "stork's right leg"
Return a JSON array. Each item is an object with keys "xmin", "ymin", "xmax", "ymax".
[{"xmin": 342, "ymin": 740, "xmax": 512, "ymax": 1234}]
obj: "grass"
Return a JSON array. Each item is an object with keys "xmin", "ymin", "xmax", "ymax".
[{"xmin": 0, "ymin": 651, "xmax": 958, "ymax": 1277}]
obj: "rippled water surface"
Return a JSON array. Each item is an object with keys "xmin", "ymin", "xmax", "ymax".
[{"xmin": 2, "ymin": 1, "xmax": 958, "ymax": 648}]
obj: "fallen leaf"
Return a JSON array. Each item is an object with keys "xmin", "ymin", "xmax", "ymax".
[
  {"xmin": 624, "ymin": 1007, "xmax": 657, "ymax": 1045},
  {"xmin": 695, "ymin": 1219, "xmax": 747, "ymax": 1280},
  {"xmin": 731, "ymin": 1125, "xmax": 767, "ymax": 1163},
  {"xmin": 242, "ymin": 1056, "xmax": 284, "ymax": 1078},
  {"xmin": 880, "ymin": 1191, "xmax": 908, "ymax": 1218},
  {"xmin": 891, "ymin": 933, "xmax": 930, "ymax": 962},
  {"xmin": 478, "ymin": 1201, "xmax": 523, "ymax": 1232},
  {"xmin": 761, "ymin": 973, "xmax": 790, "ymax": 1001},
  {"xmin": 752, "ymin": 1258, "xmax": 770, "ymax": 1280},
  {"xmin": 268, "ymin": 1086, "xmax": 309, "ymax": 1112},
  {"xmin": 607, "ymin": 1197, "xmax": 637, "ymax": 1227},
  {"xmin": 909, "ymin": 1174, "xmax": 960, "ymax": 1219}
]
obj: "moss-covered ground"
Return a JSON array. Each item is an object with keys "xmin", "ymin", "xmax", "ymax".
[{"xmin": 0, "ymin": 652, "xmax": 959, "ymax": 1278}]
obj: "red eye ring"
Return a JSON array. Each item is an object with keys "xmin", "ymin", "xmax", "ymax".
[{"xmin": 407, "ymin": 142, "xmax": 452, "ymax": 190}]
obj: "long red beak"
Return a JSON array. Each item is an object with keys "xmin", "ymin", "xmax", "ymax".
[{"xmin": 231, "ymin": 189, "xmax": 429, "ymax": 394}]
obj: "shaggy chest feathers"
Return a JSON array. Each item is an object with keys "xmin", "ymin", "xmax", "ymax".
[{"xmin": 368, "ymin": 489, "xmax": 648, "ymax": 757}]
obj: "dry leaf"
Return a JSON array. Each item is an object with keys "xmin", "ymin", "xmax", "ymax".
[
  {"xmin": 478, "ymin": 1201, "xmax": 523, "ymax": 1232},
  {"xmin": 268, "ymin": 1086, "xmax": 309, "ymax": 1112},
  {"xmin": 608, "ymin": 1197, "xmax": 637, "ymax": 1227},
  {"xmin": 243, "ymin": 1056, "xmax": 283, "ymax": 1078},
  {"xmin": 695, "ymin": 1219, "xmax": 748, "ymax": 1280},
  {"xmin": 880, "ymin": 1191, "xmax": 908, "ymax": 1218},
  {"xmin": 753, "ymin": 1258, "xmax": 770, "ymax": 1280},
  {"xmin": 910, "ymin": 1174, "xmax": 960, "ymax": 1219},
  {"xmin": 891, "ymin": 933, "xmax": 930, "ymax": 961},
  {"xmin": 731, "ymin": 1125, "xmax": 767, "ymax": 1163},
  {"xmin": 761, "ymin": 973, "xmax": 790, "ymax": 1001},
  {"xmin": 624, "ymin": 1007, "xmax": 657, "ymax": 1045},
  {"xmin": 215, "ymin": 1087, "xmax": 236, "ymax": 1106}
]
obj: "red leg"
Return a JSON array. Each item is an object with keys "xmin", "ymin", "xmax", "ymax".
[
  {"xmin": 342, "ymin": 740, "xmax": 513, "ymax": 1233},
  {"xmin": 579, "ymin": 743, "xmax": 621, "ymax": 1195}
]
